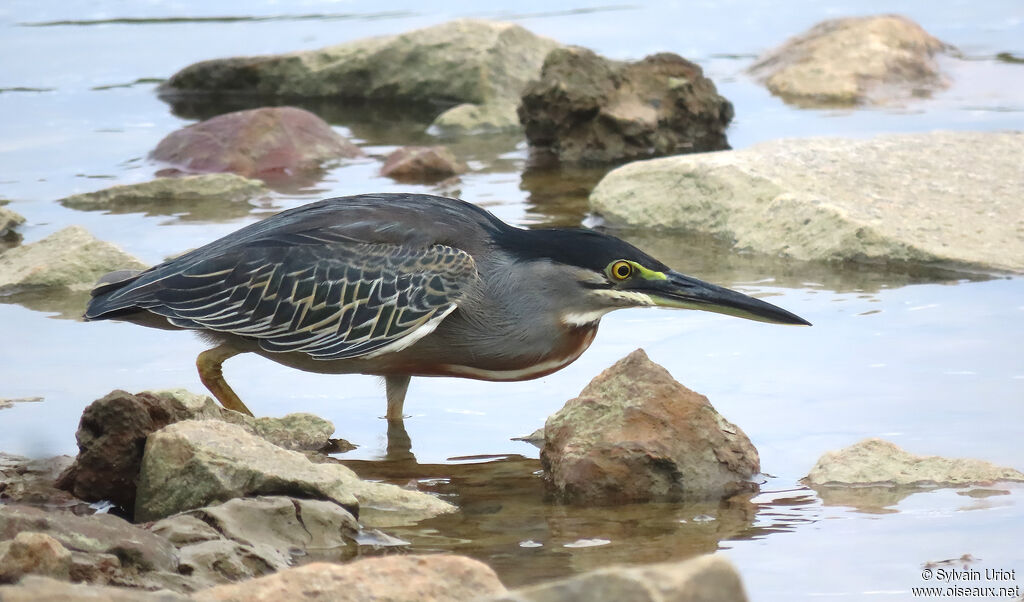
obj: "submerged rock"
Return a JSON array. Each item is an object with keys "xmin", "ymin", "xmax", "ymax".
[
  {"xmin": 805, "ymin": 438, "xmax": 1024, "ymax": 487},
  {"xmin": 431, "ymin": 100, "xmax": 521, "ymax": 134},
  {"xmin": 160, "ymin": 20, "xmax": 560, "ymax": 135},
  {"xmin": 590, "ymin": 131, "xmax": 1024, "ymax": 271},
  {"xmin": 0, "ymin": 226, "xmax": 147, "ymax": 294},
  {"xmin": 749, "ymin": 14, "xmax": 951, "ymax": 106},
  {"xmin": 542, "ymin": 349, "xmax": 759, "ymax": 504},
  {"xmin": 192, "ymin": 555, "xmax": 507, "ymax": 602},
  {"xmin": 380, "ymin": 146, "xmax": 467, "ymax": 182},
  {"xmin": 488, "ymin": 553, "xmax": 748, "ymax": 602},
  {"xmin": 150, "ymin": 107, "xmax": 362, "ymax": 179},
  {"xmin": 57, "ymin": 389, "xmax": 336, "ymax": 515},
  {"xmin": 58, "ymin": 174, "xmax": 268, "ymax": 217},
  {"xmin": 135, "ymin": 420, "xmax": 454, "ymax": 525},
  {"xmin": 519, "ymin": 46, "xmax": 733, "ymax": 164}
]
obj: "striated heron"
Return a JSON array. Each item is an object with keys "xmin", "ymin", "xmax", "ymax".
[{"xmin": 85, "ymin": 193, "xmax": 809, "ymax": 420}]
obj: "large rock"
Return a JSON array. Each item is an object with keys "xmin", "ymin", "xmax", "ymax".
[
  {"xmin": 749, "ymin": 15, "xmax": 951, "ymax": 106},
  {"xmin": 161, "ymin": 20, "xmax": 560, "ymax": 134},
  {"xmin": 150, "ymin": 107, "xmax": 362, "ymax": 179},
  {"xmin": 488, "ymin": 554, "xmax": 748, "ymax": 602},
  {"xmin": 805, "ymin": 438, "xmax": 1024, "ymax": 487},
  {"xmin": 589, "ymin": 131, "xmax": 1024, "ymax": 271},
  {"xmin": 542, "ymin": 349, "xmax": 759, "ymax": 504},
  {"xmin": 57, "ymin": 390, "xmax": 336, "ymax": 515},
  {"xmin": 135, "ymin": 420, "xmax": 454, "ymax": 525},
  {"xmin": 0, "ymin": 576, "xmax": 188, "ymax": 601},
  {"xmin": 380, "ymin": 146, "xmax": 467, "ymax": 182},
  {"xmin": 0, "ymin": 226, "xmax": 147, "ymax": 294},
  {"xmin": 58, "ymin": 174, "xmax": 267, "ymax": 217},
  {"xmin": 193, "ymin": 555, "xmax": 507, "ymax": 602},
  {"xmin": 519, "ymin": 46, "xmax": 733, "ymax": 164}
]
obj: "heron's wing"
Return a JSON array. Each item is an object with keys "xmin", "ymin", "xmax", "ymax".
[{"xmin": 129, "ymin": 239, "xmax": 477, "ymax": 360}]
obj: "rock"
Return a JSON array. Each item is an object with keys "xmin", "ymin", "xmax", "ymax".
[
  {"xmin": 150, "ymin": 107, "xmax": 362, "ymax": 179},
  {"xmin": 58, "ymin": 174, "xmax": 268, "ymax": 216},
  {"xmin": 431, "ymin": 101, "xmax": 521, "ymax": 134},
  {"xmin": 589, "ymin": 131, "xmax": 1024, "ymax": 271},
  {"xmin": 488, "ymin": 553, "xmax": 747, "ymax": 602},
  {"xmin": 135, "ymin": 420, "xmax": 454, "ymax": 525},
  {"xmin": 518, "ymin": 47, "xmax": 733, "ymax": 164},
  {"xmin": 749, "ymin": 15, "xmax": 951, "ymax": 106},
  {"xmin": 0, "ymin": 576, "xmax": 189, "ymax": 601},
  {"xmin": 380, "ymin": 146, "xmax": 467, "ymax": 182},
  {"xmin": 155, "ymin": 494, "xmax": 363, "ymax": 588},
  {"xmin": 804, "ymin": 438, "xmax": 1024, "ymax": 487},
  {"xmin": 0, "ymin": 453, "xmax": 84, "ymax": 510},
  {"xmin": 0, "ymin": 504, "xmax": 178, "ymax": 574},
  {"xmin": 57, "ymin": 390, "xmax": 337, "ymax": 514},
  {"xmin": 176, "ymin": 539, "xmax": 284, "ymax": 587},
  {"xmin": 57, "ymin": 391, "xmax": 185, "ymax": 512},
  {"xmin": 0, "ymin": 532, "xmax": 72, "ymax": 583},
  {"xmin": 0, "ymin": 226, "xmax": 147, "ymax": 294},
  {"xmin": 160, "ymin": 20, "xmax": 560, "ymax": 135},
  {"xmin": 168, "ymin": 496, "xmax": 357, "ymax": 564},
  {"xmin": 0, "ymin": 206, "xmax": 24, "ymax": 238},
  {"xmin": 193, "ymin": 555, "xmax": 507, "ymax": 602},
  {"xmin": 542, "ymin": 349, "xmax": 759, "ymax": 504}
]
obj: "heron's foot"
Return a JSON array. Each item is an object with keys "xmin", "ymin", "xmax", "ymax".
[
  {"xmin": 197, "ymin": 345, "xmax": 254, "ymax": 417},
  {"xmin": 384, "ymin": 374, "xmax": 411, "ymax": 421},
  {"xmin": 385, "ymin": 417, "xmax": 414, "ymax": 462}
]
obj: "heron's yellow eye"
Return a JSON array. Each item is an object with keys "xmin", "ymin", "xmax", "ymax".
[{"xmin": 608, "ymin": 260, "xmax": 633, "ymax": 281}]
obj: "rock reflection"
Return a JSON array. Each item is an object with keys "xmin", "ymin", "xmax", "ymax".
[
  {"xmin": 339, "ymin": 454, "xmax": 759, "ymax": 587},
  {"xmin": 518, "ymin": 164, "xmax": 610, "ymax": 227},
  {"xmin": 0, "ymin": 289, "xmax": 90, "ymax": 321}
]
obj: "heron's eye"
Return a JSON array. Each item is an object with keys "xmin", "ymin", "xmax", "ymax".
[{"xmin": 608, "ymin": 260, "xmax": 633, "ymax": 281}]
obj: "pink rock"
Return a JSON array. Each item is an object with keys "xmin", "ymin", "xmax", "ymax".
[
  {"xmin": 151, "ymin": 107, "xmax": 362, "ymax": 179},
  {"xmin": 380, "ymin": 146, "xmax": 467, "ymax": 182}
]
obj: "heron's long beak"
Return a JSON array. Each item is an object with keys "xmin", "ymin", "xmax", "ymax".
[{"xmin": 645, "ymin": 271, "xmax": 811, "ymax": 326}]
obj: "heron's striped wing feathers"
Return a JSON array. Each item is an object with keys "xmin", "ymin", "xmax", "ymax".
[{"xmin": 126, "ymin": 242, "xmax": 477, "ymax": 360}]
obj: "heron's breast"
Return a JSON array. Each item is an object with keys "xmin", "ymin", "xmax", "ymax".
[{"xmin": 422, "ymin": 323, "xmax": 599, "ymax": 382}]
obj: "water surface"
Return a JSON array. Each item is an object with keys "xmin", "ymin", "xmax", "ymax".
[{"xmin": 1, "ymin": 1, "xmax": 1022, "ymax": 599}]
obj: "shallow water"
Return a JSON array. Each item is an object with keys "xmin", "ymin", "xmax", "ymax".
[{"xmin": 2, "ymin": 1, "xmax": 1023, "ymax": 599}]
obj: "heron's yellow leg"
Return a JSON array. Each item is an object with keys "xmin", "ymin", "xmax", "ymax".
[
  {"xmin": 385, "ymin": 374, "xmax": 411, "ymax": 421},
  {"xmin": 197, "ymin": 345, "xmax": 253, "ymax": 416}
]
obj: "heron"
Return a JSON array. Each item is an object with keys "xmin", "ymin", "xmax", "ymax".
[{"xmin": 85, "ymin": 193, "xmax": 809, "ymax": 421}]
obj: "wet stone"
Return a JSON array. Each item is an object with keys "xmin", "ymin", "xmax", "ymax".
[
  {"xmin": 0, "ymin": 226, "xmax": 147, "ymax": 294},
  {"xmin": 749, "ymin": 15, "xmax": 951, "ymax": 106},
  {"xmin": 542, "ymin": 349, "xmax": 760, "ymax": 504},
  {"xmin": 519, "ymin": 46, "xmax": 733, "ymax": 164},
  {"xmin": 805, "ymin": 438, "xmax": 1024, "ymax": 487},
  {"xmin": 150, "ymin": 106, "xmax": 363, "ymax": 180},
  {"xmin": 58, "ymin": 174, "xmax": 268, "ymax": 217},
  {"xmin": 380, "ymin": 146, "xmax": 468, "ymax": 183}
]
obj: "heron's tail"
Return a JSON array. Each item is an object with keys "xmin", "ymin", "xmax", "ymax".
[{"xmin": 84, "ymin": 269, "xmax": 145, "ymax": 320}]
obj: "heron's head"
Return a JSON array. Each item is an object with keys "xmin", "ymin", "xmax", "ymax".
[{"xmin": 502, "ymin": 227, "xmax": 810, "ymax": 328}]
